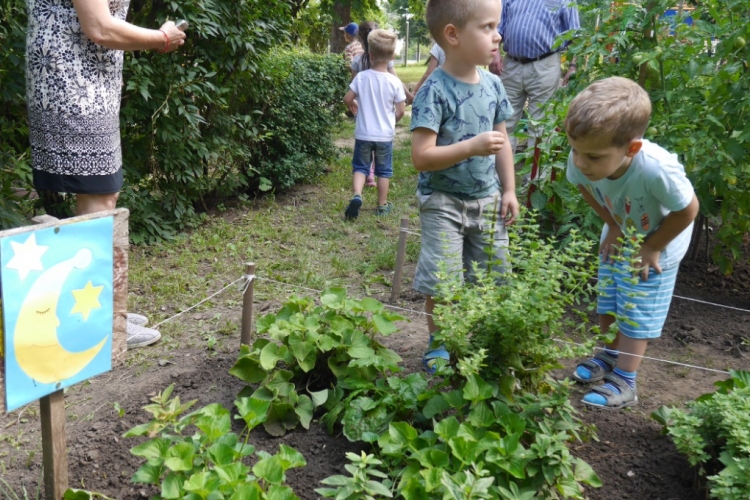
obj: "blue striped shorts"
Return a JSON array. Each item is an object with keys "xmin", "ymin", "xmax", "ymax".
[{"xmin": 597, "ymin": 258, "xmax": 679, "ymax": 339}]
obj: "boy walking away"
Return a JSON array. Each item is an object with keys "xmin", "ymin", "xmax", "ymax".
[
  {"xmin": 343, "ymin": 29, "xmax": 406, "ymax": 219},
  {"xmin": 340, "ymin": 22, "xmax": 364, "ymax": 65},
  {"xmin": 566, "ymin": 77, "xmax": 699, "ymax": 409},
  {"xmin": 411, "ymin": 0, "xmax": 519, "ymax": 373}
]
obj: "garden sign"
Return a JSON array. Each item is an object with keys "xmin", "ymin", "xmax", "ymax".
[{"xmin": 0, "ymin": 209, "xmax": 130, "ymax": 500}]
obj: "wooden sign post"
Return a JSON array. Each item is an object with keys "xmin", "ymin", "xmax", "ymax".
[{"xmin": 0, "ymin": 208, "xmax": 129, "ymax": 499}]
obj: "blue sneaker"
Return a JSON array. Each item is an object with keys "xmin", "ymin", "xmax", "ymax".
[{"xmin": 345, "ymin": 195, "xmax": 362, "ymax": 220}]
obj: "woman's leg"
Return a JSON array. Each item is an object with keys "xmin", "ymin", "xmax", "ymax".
[{"xmin": 75, "ymin": 193, "xmax": 119, "ymax": 216}]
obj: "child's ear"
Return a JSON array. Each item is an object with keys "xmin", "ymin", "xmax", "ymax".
[
  {"xmin": 626, "ymin": 139, "xmax": 643, "ymax": 157},
  {"xmin": 443, "ymin": 24, "xmax": 459, "ymax": 47}
]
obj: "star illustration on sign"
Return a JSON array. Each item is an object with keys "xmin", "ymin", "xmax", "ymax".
[
  {"xmin": 70, "ymin": 280, "xmax": 104, "ymax": 321},
  {"xmin": 5, "ymin": 233, "xmax": 49, "ymax": 281}
]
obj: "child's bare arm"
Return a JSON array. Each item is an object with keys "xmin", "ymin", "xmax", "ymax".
[
  {"xmin": 343, "ymin": 89, "xmax": 358, "ymax": 116},
  {"xmin": 578, "ymin": 184, "xmax": 622, "ymax": 261},
  {"xmin": 493, "ymin": 122, "xmax": 518, "ymax": 224},
  {"xmin": 412, "ymin": 128, "xmax": 506, "ymax": 172},
  {"xmin": 637, "ymin": 194, "xmax": 699, "ymax": 279},
  {"xmin": 395, "ymin": 101, "xmax": 406, "ymax": 123}
]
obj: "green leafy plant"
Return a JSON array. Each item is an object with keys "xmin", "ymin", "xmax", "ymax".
[
  {"xmin": 431, "ymin": 215, "xmax": 599, "ymax": 393},
  {"xmin": 123, "ymin": 384, "xmax": 305, "ymax": 499},
  {"xmin": 652, "ymin": 370, "xmax": 750, "ymax": 500},
  {"xmin": 316, "ymin": 451, "xmax": 394, "ymax": 499},
  {"xmin": 230, "ymin": 288, "xmax": 405, "ymax": 436},
  {"xmin": 524, "ymin": 0, "xmax": 750, "ymax": 272}
]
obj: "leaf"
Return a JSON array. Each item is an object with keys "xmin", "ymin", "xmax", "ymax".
[
  {"xmin": 161, "ymin": 472, "xmax": 184, "ymax": 499},
  {"xmin": 360, "ymin": 297, "xmax": 384, "ymax": 312},
  {"xmin": 288, "ymin": 335, "xmax": 317, "ymax": 372},
  {"xmin": 132, "ymin": 461, "xmax": 164, "ymax": 485},
  {"xmin": 164, "ymin": 442, "xmax": 195, "ymax": 472},
  {"xmin": 363, "ymin": 479, "xmax": 394, "ymax": 497},
  {"xmin": 372, "ymin": 313, "xmax": 398, "ymax": 335},
  {"xmin": 259, "ymin": 342, "xmax": 286, "ymax": 371},
  {"xmin": 263, "ymin": 402, "xmax": 299, "ymax": 436},
  {"xmin": 207, "ymin": 443, "xmax": 236, "ymax": 467},
  {"xmin": 295, "ymin": 395, "xmax": 314, "ymax": 429},
  {"xmin": 229, "ymin": 356, "xmax": 267, "ymax": 384},
  {"xmin": 277, "ymin": 444, "xmax": 307, "ymax": 469},
  {"xmin": 320, "ymin": 287, "xmax": 346, "ymax": 309},
  {"xmin": 574, "ymin": 458, "xmax": 602, "ymax": 487},
  {"xmin": 422, "ymin": 394, "xmax": 451, "ymax": 419},
  {"xmin": 130, "ymin": 438, "xmax": 171, "ymax": 460},
  {"xmin": 253, "ymin": 455, "xmax": 284, "ymax": 485},
  {"xmin": 309, "ymin": 389, "xmax": 329, "ymax": 408},
  {"xmin": 434, "ymin": 417, "xmax": 460, "ymax": 442},
  {"xmin": 235, "ymin": 396, "xmax": 270, "ymax": 430}
]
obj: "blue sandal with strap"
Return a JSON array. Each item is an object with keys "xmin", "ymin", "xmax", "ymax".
[{"xmin": 422, "ymin": 335, "xmax": 450, "ymax": 374}]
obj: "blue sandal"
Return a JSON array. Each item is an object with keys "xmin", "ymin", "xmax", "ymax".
[{"xmin": 422, "ymin": 335, "xmax": 450, "ymax": 374}]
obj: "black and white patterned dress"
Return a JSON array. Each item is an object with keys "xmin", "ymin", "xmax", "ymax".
[{"xmin": 26, "ymin": 0, "xmax": 130, "ymax": 194}]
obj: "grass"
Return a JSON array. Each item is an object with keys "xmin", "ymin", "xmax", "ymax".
[
  {"xmin": 128, "ymin": 114, "xmax": 423, "ymax": 353},
  {"xmin": 394, "ymin": 62, "xmax": 429, "ymax": 87}
]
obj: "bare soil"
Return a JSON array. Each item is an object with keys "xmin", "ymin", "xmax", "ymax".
[{"xmin": 1, "ymin": 198, "xmax": 749, "ymax": 499}]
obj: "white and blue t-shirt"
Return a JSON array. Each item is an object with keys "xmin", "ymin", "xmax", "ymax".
[
  {"xmin": 566, "ymin": 140, "xmax": 695, "ymax": 270},
  {"xmin": 410, "ymin": 68, "xmax": 513, "ymax": 200}
]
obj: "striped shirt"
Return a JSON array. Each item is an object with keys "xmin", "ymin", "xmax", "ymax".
[
  {"xmin": 499, "ymin": 0, "xmax": 580, "ymax": 59},
  {"xmin": 344, "ymin": 40, "xmax": 364, "ymax": 64}
]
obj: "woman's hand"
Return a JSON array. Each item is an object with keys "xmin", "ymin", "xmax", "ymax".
[{"xmin": 158, "ymin": 21, "xmax": 186, "ymax": 53}]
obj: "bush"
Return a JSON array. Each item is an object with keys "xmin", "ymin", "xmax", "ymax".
[
  {"xmin": 0, "ymin": 0, "xmax": 349, "ymax": 242},
  {"xmin": 521, "ymin": 0, "xmax": 750, "ymax": 272},
  {"xmin": 653, "ymin": 371, "xmax": 750, "ymax": 500},
  {"xmin": 0, "ymin": 0, "xmax": 33, "ymax": 229}
]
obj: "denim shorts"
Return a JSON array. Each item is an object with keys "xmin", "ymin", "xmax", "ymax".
[
  {"xmin": 352, "ymin": 140, "xmax": 394, "ymax": 178},
  {"xmin": 413, "ymin": 191, "xmax": 509, "ymax": 296},
  {"xmin": 597, "ymin": 258, "xmax": 679, "ymax": 339}
]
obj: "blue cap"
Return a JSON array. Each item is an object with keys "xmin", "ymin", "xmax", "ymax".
[{"xmin": 340, "ymin": 22, "xmax": 358, "ymax": 36}]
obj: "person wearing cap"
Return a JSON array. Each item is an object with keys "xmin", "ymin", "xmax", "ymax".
[
  {"xmin": 340, "ymin": 22, "xmax": 364, "ymax": 64},
  {"xmin": 489, "ymin": 0, "xmax": 580, "ymax": 153}
]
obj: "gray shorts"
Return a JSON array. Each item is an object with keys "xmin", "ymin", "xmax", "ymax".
[{"xmin": 413, "ymin": 191, "xmax": 510, "ymax": 296}]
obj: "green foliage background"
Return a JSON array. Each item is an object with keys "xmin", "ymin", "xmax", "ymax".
[
  {"xmin": 0, "ymin": 0, "xmax": 349, "ymax": 242},
  {"xmin": 525, "ymin": 0, "xmax": 750, "ymax": 272}
]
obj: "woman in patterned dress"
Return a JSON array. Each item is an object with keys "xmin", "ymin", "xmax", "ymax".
[
  {"xmin": 26, "ymin": 0, "xmax": 186, "ymax": 216},
  {"xmin": 26, "ymin": 0, "xmax": 186, "ymax": 348}
]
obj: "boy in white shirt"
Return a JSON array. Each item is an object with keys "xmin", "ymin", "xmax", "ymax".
[{"xmin": 343, "ymin": 29, "xmax": 406, "ymax": 219}]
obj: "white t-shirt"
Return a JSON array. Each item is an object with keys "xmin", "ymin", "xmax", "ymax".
[
  {"xmin": 566, "ymin": 140, "xmax": 695, "ymax": 270},
  {"xmin": 429, "ymin": 43, "xmax": 446, "ymax": 66},
  {"xmin": 349, "ymin": 69, "xmax": 406, "ymax": 142}
]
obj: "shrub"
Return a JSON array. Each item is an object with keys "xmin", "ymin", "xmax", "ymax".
[
  {"xmin": 520, "ymin": 0, "xmax": 750, "ymax": 272},
  {"xmin": 653, "ymin": 370, "xmax": 750, "ymax": 500}
]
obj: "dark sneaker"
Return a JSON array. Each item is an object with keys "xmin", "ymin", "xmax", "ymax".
[
  {"xmin": 345, "ymin": 196, "xmax": 362, "ymax": 220},
  {"xmin": 376, "ymin": 201, "xmax": 393, "ymax": 216}
]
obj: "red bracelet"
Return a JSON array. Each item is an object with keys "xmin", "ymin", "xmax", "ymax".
[{"xmin": 158, "ymin": 29, "xmax": 169, "ymax": 53}]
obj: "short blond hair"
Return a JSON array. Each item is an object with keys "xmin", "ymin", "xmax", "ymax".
[
  {"xmin": 368, "ymin": 29, "xmax": 397, "ymax": 63},
  {"xmin": 426, "ymin": 0, "xmax": 486, "ymax": 46},
  {"xmin": 564, "ymin": 77, "xmax": 652, "ymax": 147}
]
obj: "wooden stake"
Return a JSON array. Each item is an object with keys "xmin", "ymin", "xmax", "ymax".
[
  {"xmin": 240, "ymin": 262, "xmax": 256, "ymax": 348},
  {"xmin": 40, "ymin": 390, "xmax": 67, "ymax": 500},
  {"xmin": 390, "ymin": 218, "xmax": 410, "ymax": 302}
]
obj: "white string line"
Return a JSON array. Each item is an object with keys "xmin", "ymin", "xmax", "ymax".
[
  {"xmin": 255, "ymin": 276, "xmax": 431, "ymax": 316},
  {"xmin": 552, "ymin": 339, "xmax": 731, "ymax": 376},
  {"xmin": 672, "ymin": 294, "xmax": 750, "ymax": 314},
  {"xmin": 252, "ymin": 275, "xmax": 733, "ymax": 376},
  {"xmin": 150, "ymin": 276, "xmax": 246, "ymax": 329},
  {"xmin": 399, "ymin": 231, "xmax": 750, "ymax": 315}
]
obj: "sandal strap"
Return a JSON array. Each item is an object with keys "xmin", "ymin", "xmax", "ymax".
[
  {"xmin": 592, "ymin": 351, "xmax": 618, "ymax": 370},
  {"xmin": 590, "ymin": 373, "xmax": 636, "ymax": 399}
]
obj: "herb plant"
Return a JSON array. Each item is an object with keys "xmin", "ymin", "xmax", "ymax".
[{"xmin": 652, "ymin": 370, "xmax": 750, "ymax": 500}]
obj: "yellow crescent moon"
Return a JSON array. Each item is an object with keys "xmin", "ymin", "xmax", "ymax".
[{"xmin": 14, "ymin": 248, "xmax": 108, "ymax": 384}]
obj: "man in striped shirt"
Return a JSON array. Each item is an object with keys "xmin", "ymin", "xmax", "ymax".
[{"xmin": 489, "ymin": 0, "xmax": 580, "ymax": 152}]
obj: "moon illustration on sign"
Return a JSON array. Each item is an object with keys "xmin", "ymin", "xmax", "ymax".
[{"xmin": 13, "ymin": 248, "xmax": 108, "ymax": 384}]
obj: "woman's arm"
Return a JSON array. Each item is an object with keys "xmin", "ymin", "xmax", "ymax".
[
  {"xmin": 413, "ymin": 56, "xmax": 439, "ymax": 96},
  {"xmin": 72, "ymin": 0, "xmax": 185, "ymax": 51}
]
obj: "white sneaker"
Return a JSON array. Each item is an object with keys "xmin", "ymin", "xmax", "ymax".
[
  {"xmin": 127, "ymin": 313, "xmax": 149, "ymax": 326},
  {"xmin": 126, "ymin": 322, "xmax": 161, "ymax": 348}
]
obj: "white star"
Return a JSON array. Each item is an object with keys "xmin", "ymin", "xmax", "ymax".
[{"xmin": 5, "ymin": 233, "xmax": 49, "ymax": 281}]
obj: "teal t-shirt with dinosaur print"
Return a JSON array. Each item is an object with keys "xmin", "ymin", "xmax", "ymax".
[{"xmin": 410, "ymin": 67, "xmax": 513, "ymax": 200}]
